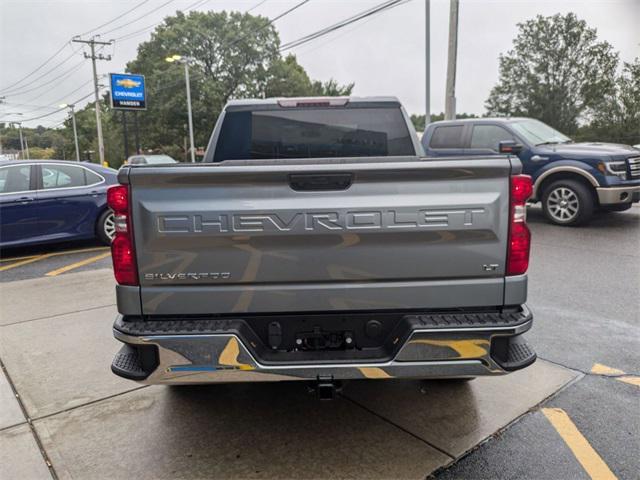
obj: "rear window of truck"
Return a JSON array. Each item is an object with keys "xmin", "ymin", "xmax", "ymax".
[
  {"xmin": 213, "ymin": 107, "xmax": 415, "ymax": 162},
  {"xmin": 430, "ymin": 125, "xmax": 465, "ymax": 148}
]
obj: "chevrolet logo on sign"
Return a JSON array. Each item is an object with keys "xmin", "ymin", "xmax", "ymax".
[{"xmin": 116, "ymin": 78, "xmax": 141, "ymax": 88}]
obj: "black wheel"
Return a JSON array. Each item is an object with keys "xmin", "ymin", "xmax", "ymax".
[
  {"xmin": 541, "ymin": 179, "xmax": 594, "ymax": 226},
  {"xmin": 96, "ymin": 209, "xmax": 116, "ymax": 245},
  {"xmin": 600, "ymin": 203, "xmax": 633, "ymax": 213}
]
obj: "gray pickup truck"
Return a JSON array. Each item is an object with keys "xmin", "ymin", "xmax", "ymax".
[{"xmin": 109, "ymin": 96, "xmax": 536, "ymax": 396}]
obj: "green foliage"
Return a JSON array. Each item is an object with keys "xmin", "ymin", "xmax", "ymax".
[
  {"xmin": 575, "ymin": 58, "xmax": 640, "ymax": 145},
  {"xmin": 486, "ymin": 13, "xmax": 619, "ymax": 135},
  {"xmin": 43, "ymin": 10, "xmax": 353, "ymax": 166},
  {"xmin": 115, "ymin": 10, "xmax": 353, "ymax": 163},
  {"xmin": 27, "ymin": 147, "xmax": 56, "ymax": 159},
  {"xmin": 0, "ymin": 124, "xmax": 65, "ymax": 159}
]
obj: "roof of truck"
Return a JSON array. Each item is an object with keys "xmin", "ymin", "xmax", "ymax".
[
  {"xmin": 225, "ymin": 96, "xmax": 402, "ymax": 110},
  {"xmin": 427, "ymin": 117, "xmax": 532, "ymax": 126}
]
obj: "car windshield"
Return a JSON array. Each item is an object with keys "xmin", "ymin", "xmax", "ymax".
[
  {"xmin": 510, "ymin": 119, "xmax": 571, "ymax": 145},
  {"xmin": 144, "ymin": 155, "xmax": 177, "ymax": 164}
]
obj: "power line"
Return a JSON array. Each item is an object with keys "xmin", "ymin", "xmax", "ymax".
[
  {"xmin": 78, "ymin": 0, "xmax": 152, "ymax": 37},
  {"xmin": 0, "ymin": 43, "xmax": 71, "ymax": 93},
  {"xmin": 3, "ymin": 59, "xmax": 87, "ymax": 98},
  {"xmin": 21, "ymin": 90, "xmax": 97, "ymax": 122},
  {"xmin": 247, "ymin": 0, "xmax": 268, "ymax": 13},
  {"xmin": 280, "ymin": 0, "xmax": 410, "ymax": 52},
  {"xmin": 99, "ymin": 0, "xmax": 177, "ymax": 36},
  {"xmin": 0, "ymin": 0, "xmax": 153, "ymax": 94},
  {"xmin": 150, "ymin": 0, "xmax": 311, "ymax": 94},
  {"xmin": 114, "ymin": 0, "xmax": 213, "ymax": 42},
  {"xmin": 0, "ymin": 47, "xmax": 81, "ymax": 95}
]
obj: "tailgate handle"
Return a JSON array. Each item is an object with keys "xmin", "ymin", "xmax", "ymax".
[{"xmin": 289, "ymin": 173, "xmax": 353, "ymax": 191}]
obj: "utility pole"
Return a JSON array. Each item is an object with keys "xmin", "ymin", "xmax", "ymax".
[
  {"xmin": 425, "ymin": 0, "xmax": 431, "ymax": 126},
  {"xmin": 166, "ymin": 55, "xmax": 196, "ymax": 163},
  {"xmin": 60, "ymin": 104, "xmax": 80, "ymax": 161},
  {"xmin": 72, "ymin": 36, "xmax": 113, "ymax": 165},
  {"xmin": 444, "ymin": 0, "xmax": 459, "ymax": 120},
  {"xmin": 24, "ymin": 135, "xmax": 30, "ymax": 160}
]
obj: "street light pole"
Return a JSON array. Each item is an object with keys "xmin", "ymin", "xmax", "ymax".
[
  {"xmin": 184, "ymin": 61, "xmax": 196, "ymax": 163},
  {"xmin": 166, "ymin": 55, "xmax": 196, "ymax": 163},
  {"xmin": 70, "ymin": 105, "xmax": 80, "ymax": 162},
  {"xmin": 425, "ymin": 0, "xmax": 431, "ymax": 126},
  {"xmin": 61, "ymin": 104, "xmax": 81, "ymax": 161}
]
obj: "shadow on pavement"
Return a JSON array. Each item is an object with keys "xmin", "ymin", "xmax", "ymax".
[{"xmin": 0, "ymin": 239, "xmax": 104, "ymax": 260}]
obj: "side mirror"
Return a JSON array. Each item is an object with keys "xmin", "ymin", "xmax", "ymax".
[{"xmin": 499, "ymin": 140, "xmax": 523, "ymax": 155}]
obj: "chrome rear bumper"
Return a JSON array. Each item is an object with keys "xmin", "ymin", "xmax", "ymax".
[{"xmin": 112, "ymin": 307, "xmax": 535, "ymax": 384}]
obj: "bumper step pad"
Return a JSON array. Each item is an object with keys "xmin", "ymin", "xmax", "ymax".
[
  {"xmin": 111, "ymin": 344, "xmax": 147, "ymax": 380},
  {"xmin": 495, "ymin": 336, "xmax": 537, "ymax": 371}
]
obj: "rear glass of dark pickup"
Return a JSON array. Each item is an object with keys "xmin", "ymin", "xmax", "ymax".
[{"xmin": 212, "ymin": 106, "xmax": 415, "ymax": 162}]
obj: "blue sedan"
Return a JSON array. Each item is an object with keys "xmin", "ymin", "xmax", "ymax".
[{"xmin": 0, "ymin": 160, "xmax": 119, "ymax": 248}]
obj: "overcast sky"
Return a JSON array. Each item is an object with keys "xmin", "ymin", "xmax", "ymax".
[{"xmin": 1, "ymin": 0, "xmax": 638, "ymax": 128}]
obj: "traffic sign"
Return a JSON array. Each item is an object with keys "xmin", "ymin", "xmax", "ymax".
[{"xmin": 109, "ymin": 73, "xmax": 146, "ymax": 110}]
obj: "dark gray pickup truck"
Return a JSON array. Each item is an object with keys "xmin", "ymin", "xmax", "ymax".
[{"xmin": 109, "ymin": 96, "xmax": 536, "ymax": 395}]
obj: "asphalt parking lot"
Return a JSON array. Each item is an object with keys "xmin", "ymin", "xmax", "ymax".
[{"xmin": 1, "ymin": 205, "xmax": 638, "ymax": 479}]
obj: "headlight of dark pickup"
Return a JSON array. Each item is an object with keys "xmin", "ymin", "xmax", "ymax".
[{"xmin": 602, "ymin": 161, "xmax": 628, "ymax": 179}]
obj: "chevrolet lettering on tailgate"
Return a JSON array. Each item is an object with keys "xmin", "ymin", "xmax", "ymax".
[{"xmin": 156, "ymin": 208, "xmax": 488, "ymax": 234}]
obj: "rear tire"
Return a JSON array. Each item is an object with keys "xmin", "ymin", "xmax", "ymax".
[
  {"xmin": 541, "ymin": 179, "xmax": 594, "ymax": 226},
  {"xmin": 97, "ymin": 209, "xmax": 115, "ymax": 245}
]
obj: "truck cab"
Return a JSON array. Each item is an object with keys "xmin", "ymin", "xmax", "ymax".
[{"xmin": 422, "ymin": 118, "xmax": 640, "ymax": 225}]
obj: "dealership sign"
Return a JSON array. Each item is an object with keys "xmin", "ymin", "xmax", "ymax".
[{"xmin": 109, "ymin": 73, "xmax": 146, "ymax": 110}]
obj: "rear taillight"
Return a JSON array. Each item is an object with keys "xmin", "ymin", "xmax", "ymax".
[
  {"xmin": 507, "ymin": 175, "xmax": 533, "ymax": 276},
  {"xmin": 107, "ymin": 185, "xmax": 138, "ymax": 285}
]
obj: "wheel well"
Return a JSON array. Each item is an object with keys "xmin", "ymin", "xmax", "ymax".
[
  {"xmin": 95, "ymin": 207, "xmax": 110, "ymax": 229},
  {"xmin": 535, "ymin": 172, "xmax": 597, "ymax": 203}
]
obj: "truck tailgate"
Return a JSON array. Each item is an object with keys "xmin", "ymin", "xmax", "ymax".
[{"xmin": 124, "ymin": 157, "xmax": 511, "ymax": 315}]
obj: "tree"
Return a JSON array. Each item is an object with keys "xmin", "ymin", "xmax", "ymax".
[
  {"xmin": 121, "ymin": 10, "xmax": 353, "ymax": 163},
  {"xmin": 265, "ymin": 55, "xmax": 354, "ymax": 98},
  {"xmin": 577, "ymin": 58, "xmax": 640, "ymax": 145},
  {"xmin": 486, "ymin": 13, "xmax": 619, "ymax": 135}
]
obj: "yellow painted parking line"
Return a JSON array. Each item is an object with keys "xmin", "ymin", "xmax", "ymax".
[
  {"xmin": 358, "ymin": 367, "xmax": 392, "ymax": 379},
  {"xmin": 591, "ymin": 363, "xmax": 640, "ymax": 388},
  {"xmin": 542, "ymin": 408, "xmax": 617, "ymax": 480},
  {"xmin": 591, "ymin": 363, "xmax": 624, "ymax": 376},
  {"xmin": 45, "ymin": 252, "xmax": 112, "ymax": 277},
  {"xmin": 0, "ymin": 254, "xmax": 37, "ymax": 263},
  {"xmin": 0, "ymin": 246, "xmax": 108, "ymax": 264},
  {"xmin": 0, "ymin": 254, "xmax": 53, "ymax": 272}
]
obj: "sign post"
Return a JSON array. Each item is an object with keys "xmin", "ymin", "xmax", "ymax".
[{"xmin": 109, "ymin": 73, "xmax": 146, "ymax": 163}]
